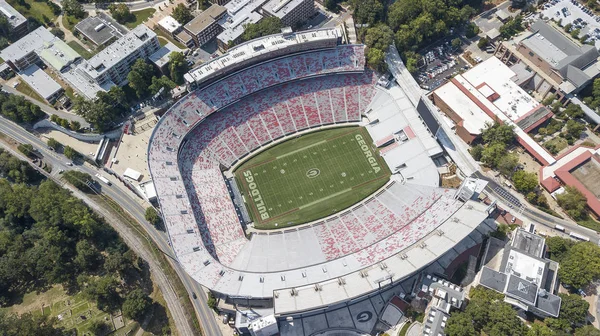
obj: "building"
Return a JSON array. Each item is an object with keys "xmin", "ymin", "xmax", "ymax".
[
  {"xmin": 261, "ymin": 0, "xmax": 314, "ymax": 28},
  {"xmin": 540, "ymin": 144, "xmax": 600, "ymax": 218},
  {"xmin": 149, "ymin": 42, "xmax": 182, "ymax": 74},
  {"xmin": 495, "ymin": 20, "xmax": 600, "ymax": 98},
  {"xmin": 415, "ymin": 275, "xmax": 465, "ymax": 336},
  {"xmin": 216, "ymin": 0, "xmax": 267, "ymax": 51},
  {"xmin": 210, "ymin": 0, "xmax": 230, "ymax": 5},
  {"xmin": 37, "ymin": 39, "xmax": 81, "ymax": 72},
  {"xmin": 158, "ymin": 15, "xmax": 194, "ymax": 47},
  {"xmin": 431, "ymin": 56, "xmax": 557, "ymax": 166},
  {"xmin": 0, "ymin": 0, "xmax": 28, "ymax": 38},
  {"xmin": 248, "ymin": 315, "xmax": 278, "ymax": 336},
  {"xmin": 19, "ymin": 65, "xmax": 63, "ymax": 103},
  {"xmin": 76, "ymin": 25, "xmax": 160, "ymax": 87},
  {"xmin": 0, "ymin": 26, "xmax": 56, "ymax": 72},
  {"xmin": 183, "ymin": 4, "xmax": 227, "ymax": 47},
  {"xmin": 478, "ymin": 229, "xmax": 561, "ymax": 318},
  {"xmin": 75, "ymin": 16, "xmax": 122, "ymax": 47}
]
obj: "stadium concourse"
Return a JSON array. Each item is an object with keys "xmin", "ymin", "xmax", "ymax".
[{"xmin": 147, "ymin": 28, "xmax": 496, "ymax": 334}]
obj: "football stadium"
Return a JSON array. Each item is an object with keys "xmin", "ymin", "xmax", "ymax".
[{"xmin": 148, "ymin": 28, "xmax": 496, "ymax": 335}]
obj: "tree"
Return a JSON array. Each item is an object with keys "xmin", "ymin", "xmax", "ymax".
[
  {"xmin": 62, "ymin": 0, "xmax": 85, "ymax": 19},
  {"xmin": 470, "ymin": 144, "xmax": 484, "ymax": 161},
  {"xmin": 145, "ymin": 207, "xmax": 162, "ymax": 229},
  {"xmin": 499, "ymin": 16, "xmax": 523, "ymax": 38},
  {"xmin": 527, "ymin": 322, "xmax": 554, "ymax": 336},
  {"xmin": 512, "ymin": 170, "xmax": 538, "ymax": 192},
  {"xmin": 50, "ymin": 28, "xmax": 65, "ymax": 40},
  {"xmin": 451, "ymin": 37, "xmax": 462, "ymax": 49},
  {"xmin": 556, "ymin": 186, "xmax": 588, "ymax": 220},
  {"xmin": 497, "ymin": 154, "xmax": 519, "ymax": 177},
  {"xmin": 366, "ymin": 48, "xmax": 386, "ymax": 72},
  {"xmin": 554, "ymin": 293, "xmax": 589, "ymax": 331},
  {"xmin": 566, "ymin": 120, "xmax": 585, "ymax": 139},
  {"xmin": 575, "ymin": 325, "xmax": 600, "ymax": 336},
  {"xmin": 349, "ymin": 0, "xmax": 383, "ymax": 25},
  {"xmin": 169, "ymin": 52, "xmax": 189, "ymax": 84},
  {"xmin": 149, "ymin": 76, "xmax": 176, "ymax": 96},
  {"xmin": 74, "ymin": 240, "xmax": 102, "ymax": 272},
  {"xmin": 481, "ymin": 122, "xmax": 516, "ymax": 145},
  {"xmin": 122, "ymin": 289, "xmax": 152, "ymax": 321},
  {"xmin": 545, "ymin": 236, "xmax": 574, "ymax": 262},
  {"xmin": 559, "ymin": 242, "xmax": 600, "ymax": 288},
  {"xmin": 481, "ymin": 142, "xmax": 506, "ymax": 167},
  {"xmin": 109, "ymin": 4, "xmax": 134, "ymax": 24},
  {"xmin": 88, "ymin": 320, "xmax": 110, "ymax": 336},
  {"xmin": 47, "ymin": 138, "xmax": 60, "ymax": 150},
  {"xmin": 172, "ymin": 4, "xmax": 193, "ymax": 25},
  {"xmin": 127, "ymin": 59, "xmax": 156, "ymax": 98},
  {"xmin": 0, "ymin": 312, "xmax": 64, "ymax": 336},
  {"xmin": 564, "ymin": 103, "xmax": 584, "ymax": 119},
  {"xmin": 17, "ymin": 143, "xmax": 34, "ymax": 158},
  {"xmin": 365, "ymin": 24, "xmax": 394, "ymax": 50},
  {"xmin": 445, "ymin": 311, "xmax": 476, "ymax": 336},
  {"xmin": 477, "ymin": 36, "xmax": 489, "ymax": 49},
  {"xmin": 465, "ymin": 22, "xmax": 480, "ymax": 38},
  {"xmin": 69, "ymin": 120, "xmax": 81, "ymax": 131},
  {"xmin": 241, "ymin": 17, "xmax": 282, "ymax": 43},
  {"xmin": 81, "ymin": 275, "xmax": 122, "ymax": 312},
  {"xmin": 62, "ymin": 170, "xmax": 93, "ymax": 191},
  {"xmin": 324, "ymin": 0, "xmax": 340, "ymax": 11},
  {"xmin": 63, "ymin": 146, "xmax": 78, "ymax": 160}
]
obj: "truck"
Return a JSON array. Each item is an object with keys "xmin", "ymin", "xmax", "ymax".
[
  {"xmin": 95, "ymin": 174, "xmax": 111, "ymax": 186},
  {"xmin": 554, "ymin": 225, "xmax": 565, "ymax": 232}
]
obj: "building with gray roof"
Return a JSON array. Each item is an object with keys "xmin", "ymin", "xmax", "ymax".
[
  {"xmin": 184, "ymin": 4, "xmax": 227, "ymax": 47},
  {"xmin": 515, "ymin": 20, "xmax": 600, "ymax": 94},
  {"xmin": 19, "ymin": 64, "xmax": 63, "ymax": 103},
  {"xmin": 75, "ymin": 16, "xmax": 122, "ymax": 47},
  {"xmin": 0, "ymin": 0, "xmax": 27, "ymax": 38},
  {"xmin": 478, "ymin": 229, "xmax": 561, "ymax": 318},
  {"xmin": 77, "ymin": 25, "xmax": 160, "ymax": 87},
  {"xmin": 261, "ymin": 0, "xmax": 314, "ymax": 28},
  {"xmin": 149, "ymin": 42, "xmax": 182, "ymax": 73},
  {"xmin": 0, "ymin": 26, "xmax": 56, "ymax": 72}
]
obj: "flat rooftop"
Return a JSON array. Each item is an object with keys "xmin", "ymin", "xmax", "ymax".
[
  {"xmin": 75, "ymin": 16, "xmax": 122, "ymax": 46},
  {"xmin": 184, "ymin": 4, "xmax": 226, "ymax": 35},
  {"xmin": 262, "ymin": 0, "xmax": 308, "ymax": 19},
  {"xmin": 19, "ymin": 65, "xmax": 62, "ymax": 100},
  {"xmin": 0, "ymin": 26, "xmax": 55, "ymax": 62},
  {"xmin": 571, "ymin": 157, "xmax": 600, "ymax": 199},
  {"xmin": 158, "ymin": 15, "xmax": 182, "ymax": 34},
  {"xmin": 0, "ymin": 0, "xmax": 26, "ymax": 29},
  {"xmin": 81, "ymin": 25, "xmax": 157, "ymax": 80},
  {"xmin": 149, "ymin": 42, "xmax": 182, "ymax": 68},
  {"xmin": 217, "ymin": 0, "xmax": 264, "ymax": 44}
]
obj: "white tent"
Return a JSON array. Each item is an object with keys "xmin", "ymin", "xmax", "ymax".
[{"xmin": 123, "ymin": 168, "xmax": 142, "ymax": 181}]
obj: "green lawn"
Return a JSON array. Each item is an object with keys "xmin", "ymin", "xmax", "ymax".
[
  {"xmin": 125, "ymin": 8, "xmax": 156, "ymax": 28},
  {"xmin": 67, "ymin": 40, "xmax": 95, "ymax": 60},
  {"xmin": 153, "ymin": 28, "xmax": 186, "ymax": 49},
  {"xmin": 16, "ymin": 80, "xmax": 45, "ymax": 103},
  {"xmin": 543, "ymin": 136, "xmax": 568, "ymax": 155},
  {"xmin": 62, "ymin": 14, "xmax": 84, "ymax": 31},
  {"xmin": 7, "ymin": 0, "xmax": 58, "ymax": 26},
  {"xmin": 235, "ymin": 127, "xmax": 391, "ymax": 229},
  {"xmin": 578, "ymin": 215, "xmax": 600, "ymax": 232}
]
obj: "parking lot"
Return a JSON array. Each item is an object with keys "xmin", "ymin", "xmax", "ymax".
[
  {"xmin": 542, "ymin": 0, "xmax": 600, "ymax": 46},
  {"xmin": 415, "ymin": 43, "xmax": 468, "ymax": 91}
]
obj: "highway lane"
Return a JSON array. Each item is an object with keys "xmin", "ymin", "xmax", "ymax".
[{"xmin": 0, "ymin": 118, "xmax": 223, "ymax": 336}]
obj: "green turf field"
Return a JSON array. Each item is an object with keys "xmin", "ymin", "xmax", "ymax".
[{"xmin": 235, "ymin": 126, "xmax": 391, "ymax": 229}]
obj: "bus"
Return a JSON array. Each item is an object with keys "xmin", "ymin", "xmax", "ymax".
[
  {"xmin": 569, "ymin": 232, "xmax": 590, "ymax": 242},
  {"xmin": 95, "ymin": 174, "xmax": 111, "ymax": 186}
]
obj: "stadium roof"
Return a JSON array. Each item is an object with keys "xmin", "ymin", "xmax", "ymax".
[{"xmin": 185, "ymin": 27, "xmax": 341, "ymax": 85}]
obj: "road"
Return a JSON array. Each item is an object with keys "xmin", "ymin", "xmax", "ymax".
[
  {"xmin": 0, "ymin": 118, "xmax": 222, "ymax": 336},
  {"xmin": 2, "ymin": 84, "xmax": 89, "ymax": 127},
  {"xmin": 80, "ymin": 0, "xmax": 166, "ymax": 11},
  {"xmin": 473, "ymin": 171, "xmax": 600, "ymax": 243}
]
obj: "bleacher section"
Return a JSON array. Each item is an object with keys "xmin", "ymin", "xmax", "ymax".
[{"xmin": 147, "ymin": 42, "xmax": 488, "ymax": 306}]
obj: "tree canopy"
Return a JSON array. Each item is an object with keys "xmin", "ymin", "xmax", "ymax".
[
  {"xmin": 109, "ymin": 4, "xmax": 134, "ymax": 24},
  {"xmin": 122, "ymin": 289, "xmax": 153, "ymax": 321},
  {"xmin": 74, "ymin": 87, "xmax": 128, "ymax": 132},
  {"xmin": 556, "ymin": 186, "xmax": 588, "ymax": 221},
  {"xmin": 559, "ymin": 241, "xmax": 600, "ymax": 288},
  {"xmin": 168, "ymin": 52, "xmax": 189, "ymax": 84},
  {"xmin": 172, "ymin": 4, "xmax": 194, "ymax": 25},
  {"xmin": 0, "ymin": 92, "xmax": 45, "ymax": 123},
  {"xmin": 512, "ymin": 170, "xmax": 538, "ymax": 192},
  {"xmin": 127, "ymin": 59, "xmax": 156, "ymax": 99},
  {"xmin": 62, "ymin": 0, "xmax": 85, "ymax": 19},
  {"xmin": 241, "ymin": 17, "xmax": 282, "ymax": 43}
]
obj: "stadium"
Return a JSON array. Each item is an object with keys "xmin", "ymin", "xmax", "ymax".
[{"xmin": 148, "ymin": 28, "xmax": 496, "ymax": 335}]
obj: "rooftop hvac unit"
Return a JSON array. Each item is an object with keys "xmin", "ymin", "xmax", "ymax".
[{"xmin": 95, "ymin": 23, "xmax": 106, "ymax": 32}]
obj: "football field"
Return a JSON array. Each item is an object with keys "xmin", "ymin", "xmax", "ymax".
[{"xmin": 234, "ymin": 127, "xmax": 391, "ymax": 229}]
